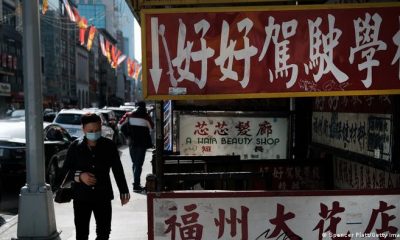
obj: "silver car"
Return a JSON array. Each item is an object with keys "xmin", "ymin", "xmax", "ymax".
[{"xmin": 52, "ymin": 109, "xmax": 114, "ymax": 140}]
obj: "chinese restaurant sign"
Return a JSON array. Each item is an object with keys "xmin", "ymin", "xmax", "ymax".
[
  {"xmin": 148, "ymin": 191, "xmax": 400, "ymax": 240},
  {"xmin": 179, "ymin": 114, "xmax": 288, "ymax": 159},
  {"xmin": 311, "ymin": 112, "xmax": 392, "ymax": 161},
  {"xmin": 142, "ymin": 3, "xmax": 400, "ymax": 100}
]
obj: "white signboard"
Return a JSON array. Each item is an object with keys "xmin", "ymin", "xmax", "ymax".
[
  {"xmin": 312, "ymin": 112, "xmax": 392, "ymax": 161},
  {"xmin": 178, "ymin": 114, "xmax": 288, "ymax": 160},
  {"xmin": 149, "ymin": 191, "xmax": 400, "ymax": 240},
  {"xmin": 0, "ymin": 82, "xmax": 11, "ymax": 96}
]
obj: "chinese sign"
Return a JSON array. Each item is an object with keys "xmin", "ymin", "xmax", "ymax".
[
  {"xmin": 179, "ymin": 114, "xmax": 288, "ymax": 159},
  {"xmin": 148, "ymin": 191, "xmax": 400, "ymax": 240},
  {"xmin": 142, "ymin": 3, "xmax": 400, "ymax": 100},
  {"xmin": 260, "ymin": 163, "xmax": 326, "ymax": 190},
  {"xmin": 312, "ymin": 112, "xmax": 392, "ymax": 161},
  {"xmin": 334, "ymin": 157, "xmax": 400, "ymax": 190},
  {"xmin": 313, "ymin": 96, "xmax": 394, "ymax": 114}
]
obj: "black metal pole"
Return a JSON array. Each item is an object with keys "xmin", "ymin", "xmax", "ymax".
[{"xmin": 155, "ymin": 100, "xmax": 164, "ymax": 191}]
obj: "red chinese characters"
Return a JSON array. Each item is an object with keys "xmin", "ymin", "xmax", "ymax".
[
  {"xmin": 160, "ymin": 199, "xmax": 399, "ymax": 240},
  {"xmin": 194, "ymin": 121, "xmax": 209, "ymax": 136},
  {"xmin": 164, "ymin": 204, "xmax": 204, "ymax": 240},
  {"xmin": 268, "ymin": 204, "xmax": 301, "ymax": 240},
  {"xmin": 214, "ymin": 206, "xmax": 249, "ymax": 239},
  {"xmin": 313, "ymin": 201, "xmax": 351, "ymax": 240},
  {"xmin": 364, "ymin": 201, "xmax": 398, "ymax": 240}
]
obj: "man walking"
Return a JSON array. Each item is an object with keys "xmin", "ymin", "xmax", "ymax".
[
  {"xmin": 63, "ymin": 113, "xmax": 130, "ymax": 240},
  {"xmin": 120, "ymin": 101, "xmax": 154, "ymax": 192}
]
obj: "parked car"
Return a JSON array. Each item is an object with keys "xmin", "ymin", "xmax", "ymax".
[
  {"xmin": 10, "ymin": 109, "xmax": 25, "ymax": 119},
  {"xmin": 83, "ymin": 108, "xmax": 117, "ymax": 129},
  {"xmin": 102, "ymin": 106, "xmax": 136, "ymax": 145},
  {"xmin": 82, "ymin": 108, "xmax": 121, "ymax": 144},
  {"xmin": 103, "ymin": 106, "xmax": 134, "ymax": 122},
  {"xmin": 52, "ymin": 109, "xmax": 114, "ymax": 140},
  {"xmin": 0, "ymin": 118, "xmax": 74, "ymax": 191},
  {"xmin": 43, "ymin": 111, "xmax": 57, "ymax": 122}
]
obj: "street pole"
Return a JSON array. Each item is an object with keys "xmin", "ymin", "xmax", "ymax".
[
  {"xmin": 17, "ymin": 0, "xmax": 59, "ymax": 239},
  {"xmin": 155, "ymin": 101, "xmax": 164, "ymax": 191}
]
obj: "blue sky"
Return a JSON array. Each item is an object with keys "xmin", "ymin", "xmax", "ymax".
[{"xmin": 120, "ymin": 0, "xmax": 141, "ymax": 62}]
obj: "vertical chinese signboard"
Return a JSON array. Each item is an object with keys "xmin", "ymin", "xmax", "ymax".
[
  {"xmin": 148, "ymin": 191, "xmax": 400, "ymax": 240},
  {"xmin": 142, "ymin": 3, "xmax": 400, "ymax": 100},
  {"xmin": 179, "ymin": 114, "xmax": 288, "ymax": 159}
]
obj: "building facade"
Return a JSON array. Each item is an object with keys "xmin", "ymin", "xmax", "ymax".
[
  {"xmin": 0, "ymin": 0, "xmax": 22, "ymax": 116},
  {"xmin": 75, "ymin": 0, "xmax": 118, "ymax": 38},
  {"xmin": 40, "ymin": 0, "xmax": 78, "ymax": 109},
  {"xmin": 75, "ymin": 45, "xmax": 89, "ymax": 108}
]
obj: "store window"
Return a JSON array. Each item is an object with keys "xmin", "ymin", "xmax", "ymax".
[{"xmin": 2, "ymin": 3, "xmax": 16, "ymax": 28}]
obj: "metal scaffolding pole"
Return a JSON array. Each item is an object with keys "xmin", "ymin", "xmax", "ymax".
[
  {"xmin": 155, "ymin": 101, "xmax": 164, "ymax": 191},
  {"xmin": 17, "ymin": 0, "xmax": 59, "ymax": 239}
]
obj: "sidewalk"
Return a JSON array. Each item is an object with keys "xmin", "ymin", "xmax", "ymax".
[{"xmin": 0, "ymin": 146, "xmax": 152, "ymax": 240}]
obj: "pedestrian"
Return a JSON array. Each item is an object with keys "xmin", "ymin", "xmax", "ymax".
[
  {"xmin": 63, "ymin": 113, "xmax": 130, "ymax": 240},
  {"xmin": 120, "ymin": 101, "xmax": 154, "ymax": 192}
]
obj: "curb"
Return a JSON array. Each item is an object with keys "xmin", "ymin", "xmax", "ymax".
[{"xmin": 0, "ymin": 215, "xmax": 18, "ymax": 236}]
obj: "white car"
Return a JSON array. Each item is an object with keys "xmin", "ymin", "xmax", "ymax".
[{"xmin": 52, "ymin": 109, "xmax": 114, "ymax": 140}]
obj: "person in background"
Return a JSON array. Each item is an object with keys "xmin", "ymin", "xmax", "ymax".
[
  {"xmin": 63, "ymin": 113, "xmax": 130, "ymax": 240},
  {"xmin": 120, "ymin": 101, "xmax": 154, "ymax": 192}
]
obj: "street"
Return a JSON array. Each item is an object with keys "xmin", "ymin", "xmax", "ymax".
[{"xmin": 0, "ymin": 145, "xmax": 152, "ymax": 240}]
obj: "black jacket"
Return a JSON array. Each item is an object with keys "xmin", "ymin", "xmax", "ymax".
[
  {"xmin": 63, "ymin": 137, "xmax": 129, "ymax": 202},
  {"xmin": 120, "ymin": 109, "xmax": 154, "ymax": 148}
]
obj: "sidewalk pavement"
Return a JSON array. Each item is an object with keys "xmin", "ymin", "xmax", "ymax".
[{"xmin": 0, "ymin": 146, "xmax": 152, "ymax": 240}]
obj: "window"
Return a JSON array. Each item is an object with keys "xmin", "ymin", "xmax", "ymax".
[
  {"xmin": 77, "ymin": 4, "xmax": 106, "ymax": 29},
  {"xmin": 2, "ymin": 3, "xmax": 16, "ymax": 27},
  {"xmin": 55, "ymin": 113, "xmax": 82, "ymax": 125}
]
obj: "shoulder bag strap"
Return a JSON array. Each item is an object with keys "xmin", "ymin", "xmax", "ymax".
[{"xmin": 59, "ymin": 170, "xmax": 70, "ymax": 188}]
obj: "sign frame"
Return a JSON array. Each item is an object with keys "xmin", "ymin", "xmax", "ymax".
[
  {"xmin": 147, "ymin": 190, "xmax": 400, "ymax": 240},
  {"xmin": 177, "ymin": 111, "xmax": 290, "ymax": 159},
  {"xmin": 141, "ymin": 2, "xmax": 400, "ymax": 100}
]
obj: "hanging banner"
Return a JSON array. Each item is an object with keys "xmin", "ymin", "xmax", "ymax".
[
  {"xmin": 142, "ymin": 3, "xmax": 400, "ymax": 100},
  {"xmin": 148, "ymin": 190, "xmax": 400, "ymax": 240},
  {"xmin": 179, "ymin": 114, "xmax": 288, "ymax": 160}
]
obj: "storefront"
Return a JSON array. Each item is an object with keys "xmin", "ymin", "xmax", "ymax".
[{"xmin": 128, "ymin": 0, "xmax": 400, "ymax": 238}]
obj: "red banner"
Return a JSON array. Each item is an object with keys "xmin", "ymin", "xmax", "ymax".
[{"xmin": 142, "ymin": 3, "xmax": 400, "ymax": 100}]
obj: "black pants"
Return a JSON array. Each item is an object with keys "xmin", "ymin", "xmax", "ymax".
[
  {"xmin": 73, "ymin": 200, "xmax": 112, "ymax": 240},
  {"xmin": 129, "ymin": 145, "xmax": 147, "ymax": 188}
]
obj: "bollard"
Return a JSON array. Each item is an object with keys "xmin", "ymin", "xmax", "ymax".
[{"xmin": 146, "ymin": 174, "xmax": 157, "ymax": 192}]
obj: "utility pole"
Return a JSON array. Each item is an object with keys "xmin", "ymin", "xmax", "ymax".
[{"xmin": 17, "ymin": 0, "xmax": 59, "ymax": 239}]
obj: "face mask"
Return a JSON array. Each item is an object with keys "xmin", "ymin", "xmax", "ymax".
[{"xmin": 85, "ymin": 131, "xmax": 101, "ymax": 141}]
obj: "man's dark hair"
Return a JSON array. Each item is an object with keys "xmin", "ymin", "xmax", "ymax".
[
  {"xmin": 81, "ymin": 112, "xmax": 101, "ymax": 126},
  {"xmin": 136, "ymin": 101, "xmax": 146, "ymax": 109},
  {"xmin": 135, "ymin": 101, "xmax": 147, "ymax": 114}
]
